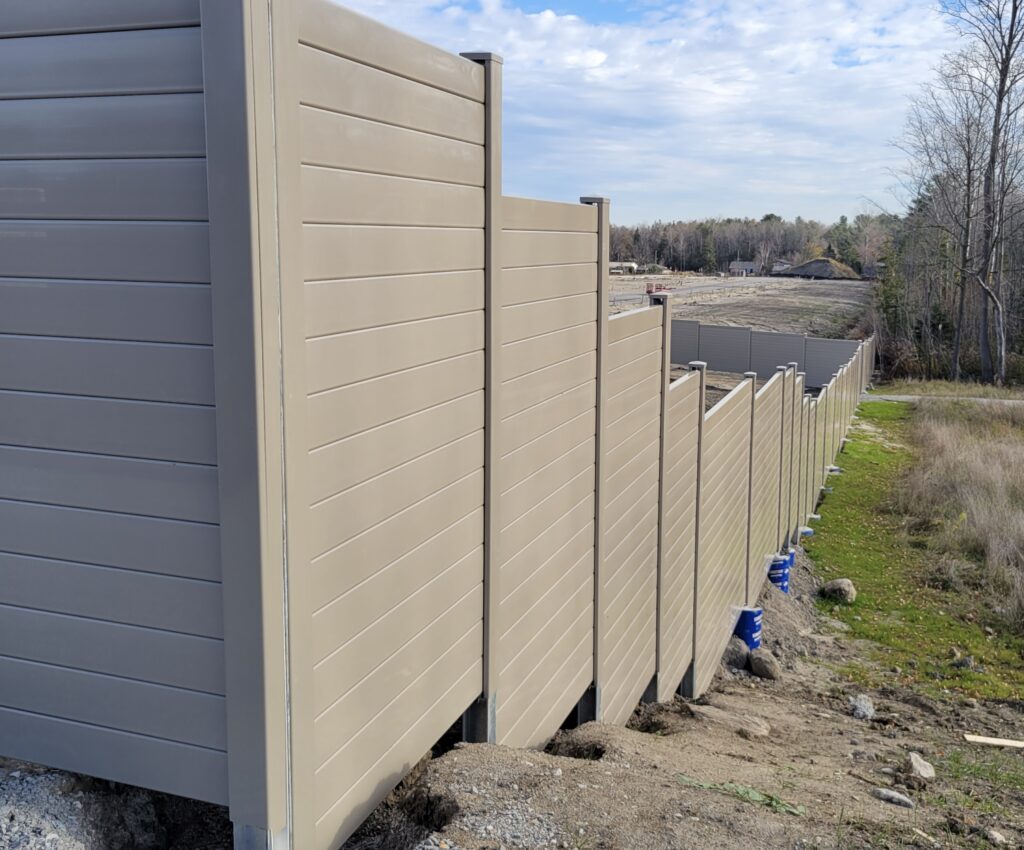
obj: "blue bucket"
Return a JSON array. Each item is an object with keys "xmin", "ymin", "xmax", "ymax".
[
  {"xmin": 734, "ymin": 607, "xmax": 763, "ymax": 649},
  {"xmin": 787, "ymin": 548, "xmax": 796, "ymax": 568}
]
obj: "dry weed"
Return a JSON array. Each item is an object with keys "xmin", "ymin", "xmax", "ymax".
[{"xmin": 897, "ymin": 399, "xmax": 1024, "ymax": 633}]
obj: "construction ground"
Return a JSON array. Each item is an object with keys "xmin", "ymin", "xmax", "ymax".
[{"xmin": 611, "ymin": 274, "xmax": 874, "ymax": 340}]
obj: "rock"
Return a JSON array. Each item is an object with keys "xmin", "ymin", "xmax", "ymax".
[
  {"xmin": 822, "ymin": 578, "xmax": 857, "ymax": 604},
  {"xmin": 722, "ymin": 636, "xmax": 750, "ymax": 670},
  {"xmin": 849, "ymin": 694, "xmax": 876, "ymax": 720},
  {"xmin": 985, "ymin": 829, "xmax": 1008, "ymax": 846},
  {"xmin": 871, "ymin": 787, "xmax": 915, "ymax": 809},
  {"xmin": 749, "ymin": 649, "xmax": 783, "ymax": 680},
  {"xmin": 907, "ymin": 752, "xmax": 935, "ymax": 782},
  {"xmin": 686, "ymin": 703, "xmax": 770, "ymax": 738},
  {"xmin": 964, "ymin": 698, "xmax": 980, "ymax": 709}
]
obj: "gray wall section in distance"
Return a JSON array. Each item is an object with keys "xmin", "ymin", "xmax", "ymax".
[
  {"xmin": 804, "ymin": 338, "xmax": 860, "ymax": 387},
  {"xmin": 670, "ymin": 319, "xmax": 699, "ymax": 365},
  {"xmin": 697, "ymin": 325, "xmax": 752, "ymax": 374},
  {"xmin": 750, "ymin": 331, "xmax": 805, "ymax": 378},
  {"xmin": 0, "ymin": 2, "xmax": 227, "ymax": 805}
]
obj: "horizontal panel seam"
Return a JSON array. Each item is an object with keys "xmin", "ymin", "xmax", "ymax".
[
  {"xmin": 297, "ymin": 39, "xmax": 485, "ymax": 104},
  {"xmin": 0, "ymin": 703, "xmax": 227, "ymax": 754},
  {"xmin": 0, "ymin": 600, "xmax": 222, "ymax": 642},
  {"xmin": 0, "ymin": 496, "xmax": 219, "ymax": 528}
]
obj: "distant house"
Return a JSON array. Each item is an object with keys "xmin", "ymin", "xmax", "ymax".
[
  {"xmin": 728, "ymin": 260, "xmax": 757, "ymax": 277},
  {"xmin": 610, "ymin": 261, "xmax": 639, "ymax": 275},
  {"xmin": 772, "ymin": 260, "xmax": 793, "ymax": 274}
]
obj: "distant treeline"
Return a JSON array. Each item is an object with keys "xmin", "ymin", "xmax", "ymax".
[{"xmin": 610, "ymin": 213, "xmax": 895, "ymax": 275}]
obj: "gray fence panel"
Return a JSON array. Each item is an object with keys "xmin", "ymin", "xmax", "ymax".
[
  {"xmin": 804, "ymin": 338, "xmax": 859, "ymax": 387},
  {"xmin": 698, "ymin": 324, "xmax": 752, "ymax": 374},
  {"xmin": 750, "ymin": 331, "xmax": 805, "ymax": 378},
  {"xmin": 670, "ymin": 319, "xmax": 700, "ymax": 365}
]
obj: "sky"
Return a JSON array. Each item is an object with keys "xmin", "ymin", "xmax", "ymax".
[{"xmin": 339, "ymin": 0, "xmax": 961, "ymax": 225}]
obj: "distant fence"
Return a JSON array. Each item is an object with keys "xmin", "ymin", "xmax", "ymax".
[
  {"xmin": 672, "ymin": 319, "xmax": 867, "ymax": 386},
  {"xmin": 0, "ymin": 2, "xmax": 878, "ymax": 848}
]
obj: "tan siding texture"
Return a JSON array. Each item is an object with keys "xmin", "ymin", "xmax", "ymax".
[
  {"xmin": 294, "ymin": 3, "xmax": 486, "ymax": 845},
  {"xmin": 0, "ymin": 4, "xmax": 227, "ymax": 805},
  {"xmin": 692, "ymin": 381, "xmax": 753, "ymax": 696},
  {"xmin": 748, "ymin": 373, "xmax": 783, "ymax": 604},
  {"xmin": 495, "ymin": 197, "xmax": 598, "ymax": 748},
  {"xmin": 600, "ymin": 307, "xmax": 664, "ymax": 724},
  {"xmin": 657, "ymin": 370, "xmax": 702, "ymax": 700}
]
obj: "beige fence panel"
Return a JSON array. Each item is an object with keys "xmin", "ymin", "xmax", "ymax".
[
  {"xmin": 690, "ymin": 379, "xmax": 753, "ymax": 696},
  {"xmin": 493, "ymin": 196, "xmax": 599, "ymax": 749},
  {"xmin": 658, "ymin": 367, "xmax": 703, "ymax": 700},
  {"xmin": 789, "ymin": 373, "xmax": 806, "ymax": 538},
  {"xmin": 750, "ymin": 331, "xmax": 805, "ymax": 378},
  {"xmin": 698, "ymin": 324, "xmax": 752, "ymax": 374},
  {"xmin": 747, "ymin": 372, "xmax": 784, "ymax": 604},
  {"xmin": 779, "ymin": 367, "xmax": 797, "ymax": 546},
  {"xmin": 799, "ymin": 392, "xmax": 812, "ymax": 528},
  {"xmin": 804, "ymin": 398, "xmax": 817, "ymax": 519},
  {"xmin": 293, "ymin": 4, "xmax": 488, "ymax": 845},
  {"xmin": 598, "ymin": 305, "xmax": 665, "ymax": 724}
]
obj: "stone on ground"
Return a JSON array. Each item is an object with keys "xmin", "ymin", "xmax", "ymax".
[
  {"xmin": 749, "ymin": 648, "xmax": 783, "ymax": 681},
  {"xmin": 907, "ymin": 752, "xmax": 935, "ymax": 782},
  {"xmin": 722, "ymin": 636, "xmax": 751, "ymax": 670},
  {"xmin": 871, "ymin": 787, "xmax": 915, "ymax": 809},
  {"xmin": 848, "ymin": 694, "xmax": 875, "ymax": 720},
  {"xmin": 821, "ymin": 578, "xmax": 857, "ymax": 604}
]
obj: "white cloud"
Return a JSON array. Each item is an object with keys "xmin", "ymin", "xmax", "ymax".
[{"xmin": 334, "ymin": 0, "xmax": 959, "ymax": 223}]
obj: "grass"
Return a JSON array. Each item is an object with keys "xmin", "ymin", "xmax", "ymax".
[
  {"xmin": 941, "ymin": 748, "xmax": 1024, "ymax": 793},
  {"xmin": 898, "ymin": 399, "xmax": 1024, "ymax": 634},
  {"xmin": 872, "ymin": 379, "xmax": 1024, "ymax": 400},
  {"xmin": 802, "ymin": 401, "xmax": 1024, "ymax": 700}
]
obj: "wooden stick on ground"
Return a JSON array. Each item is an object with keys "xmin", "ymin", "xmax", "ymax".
[{"xmin": 963, "ymin": 733, "xmax": 1024, "ymax": 749}]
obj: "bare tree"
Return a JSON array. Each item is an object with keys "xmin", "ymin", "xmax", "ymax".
[{"xmin": 946, "ymin": 0, "xmax": 1024, "ymax": 383}]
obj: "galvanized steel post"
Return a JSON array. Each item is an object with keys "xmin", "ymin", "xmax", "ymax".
[
  {"xmin": 680, "ymin": 360, "xmax": 706, "ymax": 698},
  {"xmin": 649, "ymin": 292, "xmax": 673, "ymax": 703},
  {"xmin": 578, "ymin": 196, "xmax": 610, "ymax": 723},
  {"xmin": 461, "ymin": 51, "xmax": 503, "ymax": 745}
]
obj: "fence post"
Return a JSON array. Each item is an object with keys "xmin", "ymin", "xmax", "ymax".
[
  {"xmin": 650, "ymin": 292, "xmax": 673, "ymax": 702},
  {"xmin": 743, "ymin": 372, "xmax": 758, "ymax": 605},
  {"xmin": 460, "ymin": 51, "xmax": 503, "ymax": 744},
  {"xmin": 579, "ymin": 196, "xmax": 610, "ymax": 723},
  {"xmin": 680, "ymin": 360, "xmax": 707, "ymax": 698}
]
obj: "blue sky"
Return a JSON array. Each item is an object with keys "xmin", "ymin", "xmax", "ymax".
[{"xmin": 339, "ymin": 0, "xmax": 959, "ymax": 225}]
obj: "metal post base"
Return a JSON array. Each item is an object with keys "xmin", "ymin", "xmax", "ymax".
[{"xmin": 233, "ymin": 825, "xmax": 290, "ymax": 850}]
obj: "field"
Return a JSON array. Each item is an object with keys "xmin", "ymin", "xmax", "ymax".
[{"xmin": 611, "ymin": 273, "xmax": 874, "ymax": 338}]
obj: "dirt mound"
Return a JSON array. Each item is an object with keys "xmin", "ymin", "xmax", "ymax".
[{"xmin": 781, "ymin": 257, "xmax": 861, "ymax": 280}]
